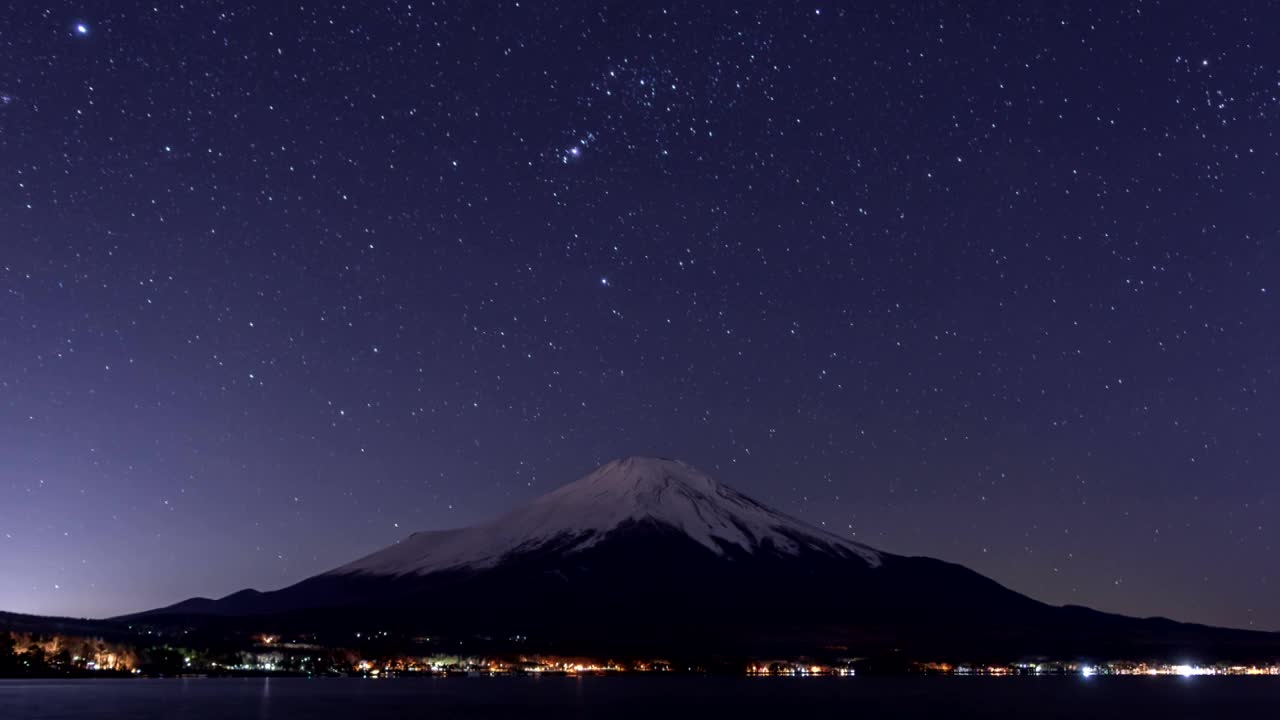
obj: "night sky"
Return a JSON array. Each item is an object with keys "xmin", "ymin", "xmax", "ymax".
[{"xmin": 2, "ymin": 2, "xmax": 1277, "ymax": 630}]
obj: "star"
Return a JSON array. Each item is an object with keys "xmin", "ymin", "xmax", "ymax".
[
  {"xmin": 560, "ymin": 133, "xmax": 596, "ymax": 163},
  {"xmin": 73, "ymin": 23, "xmax": 90, "ymax": 37}
]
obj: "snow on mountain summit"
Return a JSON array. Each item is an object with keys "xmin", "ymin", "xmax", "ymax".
[{"xmin": 332, "ymin": 456, "xmax": 881, "ymax": 577}]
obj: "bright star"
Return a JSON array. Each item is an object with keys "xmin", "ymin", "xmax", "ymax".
[{"xmin": 74, "ymin": 23, "xmax": 90, "ymax": 36}]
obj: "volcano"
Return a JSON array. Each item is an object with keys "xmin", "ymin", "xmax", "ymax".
[{"xmin": 129, "ymin": 457, "xmax": 1279, "ymax": 660}]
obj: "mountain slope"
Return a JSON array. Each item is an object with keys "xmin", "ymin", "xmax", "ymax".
[{"xmin": 332, "ymin": 456, "xmax": 881, "ymax": 577}]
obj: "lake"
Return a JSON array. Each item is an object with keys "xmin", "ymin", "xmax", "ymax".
[{"xmin": 2, "ymin": 676, "xmax": 1279, "ymax": 718}]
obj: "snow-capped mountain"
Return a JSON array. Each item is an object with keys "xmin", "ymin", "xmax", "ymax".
[
  {"xmin": 332, "ymin": 456, "xmax": 881, "ymax": 577},
  {"xmin": 129, "ymin": 457, "xmax": 1280, "ymax": 660}
]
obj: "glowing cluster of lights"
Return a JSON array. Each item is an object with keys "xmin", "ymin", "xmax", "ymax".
[{"xmin": 1077, "ymin": 662, "xmax": 1277, "ymax": 677}]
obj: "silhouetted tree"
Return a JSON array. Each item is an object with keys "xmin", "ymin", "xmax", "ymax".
[
  {"xmin": 140, "ymin": 646, "xmax": 186, "ymax": 676},
  {"xmin": 52, "ymin": 648, "xmax": 72, "ymax": 668},
  {"xmin": 25, "ymin": 644, "xmax": 46, "ymax": 668},
  {"xmin": 0, "ymin": 632, "xmax": 15, "ymax": 672}
]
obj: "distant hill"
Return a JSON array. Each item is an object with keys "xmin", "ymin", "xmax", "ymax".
[{"xmin": 0, "ymin": 611, "xmax": 130, "ymax": 640}]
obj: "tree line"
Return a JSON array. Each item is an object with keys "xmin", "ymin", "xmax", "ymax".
[{"xmin": 0, "ymin": 630, "xmax": 137, "ymax": 677}]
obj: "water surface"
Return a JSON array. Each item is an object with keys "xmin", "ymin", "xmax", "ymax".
[{"xmin": 3, "ymin": 676, "xmax": 1278, "ymax": 719}]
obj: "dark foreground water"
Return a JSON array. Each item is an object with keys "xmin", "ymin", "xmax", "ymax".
[{"xmin": 3, "ymin": 676, "xmax": 1279, "ymax": 719}]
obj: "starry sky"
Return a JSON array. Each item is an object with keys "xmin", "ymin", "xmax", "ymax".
[{"xmin": 1, "ymin": 1, "xmax": 1277, "ymax": 630}]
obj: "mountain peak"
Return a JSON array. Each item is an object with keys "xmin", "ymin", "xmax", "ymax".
[
  {"xmin": 546, "ymin": 455, "xmax": 721, "ymax": 503},
  {"xmin": 332, "ymin": 457, "xmax": 881, "ymax": 577}
]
